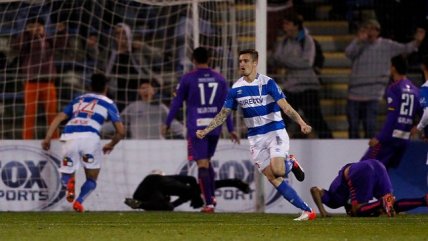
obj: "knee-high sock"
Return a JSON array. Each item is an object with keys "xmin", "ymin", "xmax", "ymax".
[
  {"xmin": 61, "ymin": 173, "xmax": 73, "ymax": 187},
  {"xmin": 357, "ymin": 201, "xmax": 382, "ymax": 217},
  {"xmin": 394, "ymin": 197, "xmax": 427, "ymax": 213},
  {"xmin": 76, "ymin": 178, "xmax": 97, "ymax": 204},
  {"xmin": 276, "ymin": 181, "xmax": 311, "ymax": 212},
  {"xmin": 198, "ymin": 167, "xmax": 213, "ymax": 205},
  {"xmin": 208, "ymin": 163, "xmax": 216, "ymax": 197}
]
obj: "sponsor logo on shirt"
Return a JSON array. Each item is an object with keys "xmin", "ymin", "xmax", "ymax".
[{"xmin": 238, "ymin": 97, "xmax": 263, "ymax": 107}]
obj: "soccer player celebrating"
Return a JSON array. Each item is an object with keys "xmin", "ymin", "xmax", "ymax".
[
  {"xmin": 162, "ymin": 47, "xmax": 240, "ymax": 213},
  {"xmin": 42, "ymin": 73, "xmax": 125, "ymax": 212},
  {"xmin": 360, "ymin": 55, "xmax": 420, "ymax": 169},
  {"xmin": 196, "ymin": 49, "xmax": 316, "ymax": 220}
]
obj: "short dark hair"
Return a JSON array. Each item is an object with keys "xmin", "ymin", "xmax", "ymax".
[
  {"xmin": 192, "ymin": 47, "xmax": 210, "ymax": 64},
  {"xmin": 391, "ymin": 55, "xmax": 408, "ymax": 75},
  {"xmin": 26, "ymin": 17, "xmax": 45, "ymax": 26},
  {"xmin": 239, "ymin": 49, "xmax": 258, "ymax": 61},
  {"xmin": 91, "ymin": 73, "xmax": 109, "ymax": 92},
  {"xmin": 139, "ymin": 78, "xmax": 160, "ymax": 88},
  {"xmin": 283, "ymin": 11, "xmax": 304, "ymax": 30}
]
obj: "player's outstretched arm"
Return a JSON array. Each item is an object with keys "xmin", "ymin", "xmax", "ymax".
[
  {"xmin": 277, "ymin": 98, "xmax": 312, "ymax": 134},
  {"xmin": 196, "ymin": 107, "xmax": 232, "ymax": 139},
  {"xmin": 310, "ymin": 186, "xmax": 331, "ymax": 218},
  {"xmin": 103, "ymin": 121, "xmax": 126, "ymax": 154},
  {"xmin": 41, "ymin": 112, "xmax": 68, "ymax": 151}
]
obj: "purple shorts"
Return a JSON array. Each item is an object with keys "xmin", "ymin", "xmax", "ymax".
[{"xmin": 187, "ymin": 135, "xmax": 220, "ymax": 161}]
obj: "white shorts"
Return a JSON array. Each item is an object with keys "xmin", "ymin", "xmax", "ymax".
[
  {"xmin": 59, "ymin": 137, "xmax": 103, "ymax": 174},
  {"xmin": 248, "ymin": 129, "xmax": 290, "ymax": 172}
]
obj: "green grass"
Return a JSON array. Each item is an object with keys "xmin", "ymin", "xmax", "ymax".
[{"xmin": 1, "ymin": 212, "xmax": 427, "ymax": 241}]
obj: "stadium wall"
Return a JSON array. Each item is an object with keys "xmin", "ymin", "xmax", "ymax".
[{"xmin": 0, "ymin": 140, "xmax": 426, "ymax": 213}]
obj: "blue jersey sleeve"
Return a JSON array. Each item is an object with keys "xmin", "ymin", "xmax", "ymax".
[
  {"xmin": 63, "ymin": 99, "xmax": 76, "ymax": 116},
  {"xmin": 107, "ymin": 103, "xmax": 122, "ymax": 122},
  {"xmin": 419, "ymin": 86, "xmax": 428, "ymax": 109},
  {"xmin": 266, "ymin": 79, "xmax": 285, "ymax": 101},
  {"xmin": 224, "ymin": 89, "xmax": 237, "ymax": 110}
]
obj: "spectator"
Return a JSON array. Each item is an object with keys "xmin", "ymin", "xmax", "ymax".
[
  {"xmin": 103, "ymin": 80, "xmax": 184, "ymax": 139},
  {"xmin": 124, "ymin": 170, "xmax": 250, "ymax": 211},
  {"xmin": 162, "ymin": 47, "xmax": 240, "ymax": 213},
  {"xmin": 266, "ymin": 0, "xmax": 293, "ymax": 51},
  {"xmin": 52, "ymin": 21, "xmax": 83, "ymax": 64},
  {"xmin": 360, "ymin": 55, "xmax": 420, "ymax": 169},
  {"xmin": 106, "ymin": 22, "xmax": 144, "ymax": 112},
  {"xmin": 271, "ymin": 12, "xmax": 333, "ymax": 138},
  {"xmin": 11, "ymin": 17, "xmax": 58, "ymax": 139},
  {"xmin": 311, "ymin": 159, "xmax": 428, "ymax": 217},
  {"xmin": 345, "ymin": 19, "xmax": 425, "ymax": 138}
]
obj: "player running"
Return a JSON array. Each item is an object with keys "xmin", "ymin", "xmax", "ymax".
[
  {"xmin": 196, "ymin": 49, "xmax": 316, "ymax": 221},
  {"xmin": 42, "ymin": 73, "xmax": 125, "ymax": 212}
]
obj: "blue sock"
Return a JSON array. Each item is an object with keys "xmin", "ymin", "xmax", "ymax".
[
  {"xmin": 61, "ymin": 173, "xmax": 72, "ymax": 187},
  {"xmin": 277, "ymin": 181, "xmax": 311, "ymax": 212},
  {"xmin": 76, "ymin": 178, "xmax": 97, "ymax": 204},
  {"xmin": 284, "ymin": 159, "xmax": 293, "ymax": 177}
]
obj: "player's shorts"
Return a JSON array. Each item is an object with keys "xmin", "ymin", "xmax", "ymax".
[
  {"xmin": 248, "ymin": 129, "xmax": 290, "ymax": 172},
  {"xmin": 59, "ymin": 137, "xmax": 103, "ymax": 173},
  {"xmin": 187, "ymin": 134, "xmax": 220, "ymax": 161}
]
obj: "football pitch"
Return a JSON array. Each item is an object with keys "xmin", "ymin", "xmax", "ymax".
[{"xmin": 1, "ymin": 212, "xmax": 427, "ymax": 241}]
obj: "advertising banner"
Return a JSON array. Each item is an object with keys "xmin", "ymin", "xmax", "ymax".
[{"xmin": 0, "ymin": 139, "xmax": 425, "ymax": 214}]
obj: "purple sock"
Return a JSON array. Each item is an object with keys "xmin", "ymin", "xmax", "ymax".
[
  {"xmin": 208, "ymin": 163, "xmax": 216, "ymax": 199},
  {"xmin": 76, "ymin": 178, "xmax": 97, "ymax": 204},
  {"xmin": 198, "ymin": 167, "xmax": 213, "ymax": 205}
]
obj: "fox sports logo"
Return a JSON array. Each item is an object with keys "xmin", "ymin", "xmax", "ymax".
[
  {"xmin": 0, "ymin": 145, "xmax": 64, "ymax": 211},
  {"xmin": 177, "ymin": 144, "xmax": 281, "ymax": 212}
]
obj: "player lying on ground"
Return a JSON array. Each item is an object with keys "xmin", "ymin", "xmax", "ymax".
[
  {"xmin": 124, "ymin": 171, "xmax": 250, "ymax": 211},
  {"xmin": 311, "ymin": 158, "xmax": 428, "ymax": 217}
]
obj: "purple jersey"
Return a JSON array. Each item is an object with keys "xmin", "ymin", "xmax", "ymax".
[
  {"xmin": 377, "ymin": 78, "xmax": 419, "ymax": 142},
  {"xmin": 166, "ymin": 67, "xmax": 233, "ymax": 136},
  {"xmin": 361, "ymin": 78, "xmax": 419, "ymax": 167},
  {"xmin": 322, "ymin": 159, "xmax": 392, "ymax": 209}
]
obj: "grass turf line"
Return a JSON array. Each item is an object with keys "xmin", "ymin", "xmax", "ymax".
[{"xmin": 0, "ymin": 212, "xmax": 427, "ymax": 241}]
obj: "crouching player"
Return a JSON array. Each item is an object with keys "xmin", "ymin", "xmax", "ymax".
[{"xmin": 311, "ymin": 159, "xmax": 428, "ymax": 217}]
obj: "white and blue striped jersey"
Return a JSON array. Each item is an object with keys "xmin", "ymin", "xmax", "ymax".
[
  {"xmin": 61, "ymin": 93, "xmax": 121, "ymax": 140},
  {"xmin": 417, "ymin": 82, "xmax": 428, "ymax": 132},
  {"xmin": 224, "ymin": 73, "xmax": 286, "ymax": 136}
]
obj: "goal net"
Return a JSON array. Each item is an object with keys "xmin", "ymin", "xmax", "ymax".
[{"xmin": 0, "ymin": 0, "xmax": 255, "ymax": 140}]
